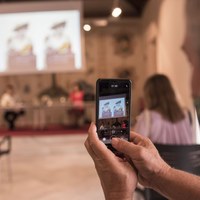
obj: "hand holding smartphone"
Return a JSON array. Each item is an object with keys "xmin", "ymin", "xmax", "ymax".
[{"xmin": 96, "ymin": 79, "xmax": 131, "ymax": 157}]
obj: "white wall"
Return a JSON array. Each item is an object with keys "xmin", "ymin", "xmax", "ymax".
[
  {"xmin": 142, "ymin": 0, "xmax": 200, "ymax": 143},
  {"xmin": 157, "ymin": 0, "xmax": 193, "ymax": 109},
  {"xmin": 142, "ymin": 0, "xmax": 163, "ymax": 78}
]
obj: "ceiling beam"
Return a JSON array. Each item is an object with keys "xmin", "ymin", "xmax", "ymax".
[
  {"xmin": 125, "ymin": 0, "xmax": 147, "ymax": 16},
  {"xmin": 125, "ymin": 0, "xmax": 140, "ymax": 15}
]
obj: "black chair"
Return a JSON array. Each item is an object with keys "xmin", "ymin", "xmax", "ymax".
[
  {"xmin": 4, "ymin": 109, "xmax": 25, "ymax": 130},
  {"xmin": 145, "ymin": 144, "xmax": 200, "ymax": 200}
]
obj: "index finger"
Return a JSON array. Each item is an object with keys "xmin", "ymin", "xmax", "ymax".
[
  {"xmin": 130, "ymin": 131, "xmax": 146, "ymax": 144},
  {"xmin": 112, "ymin": 138, "xmax": 141, "ymax": 158}
]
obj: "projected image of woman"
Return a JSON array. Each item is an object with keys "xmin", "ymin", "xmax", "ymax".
[
  {"xmin": 7, "ymin": 23, "xmax": 36, "ymax": 70},
  {"xmin": 45, "ymin": 21, "xmax": 75, "ymax": 69}
]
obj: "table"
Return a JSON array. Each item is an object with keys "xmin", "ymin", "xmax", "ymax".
[{"xmin": 0, "ymin": 102, "xmax": 95, "ymax": 129}]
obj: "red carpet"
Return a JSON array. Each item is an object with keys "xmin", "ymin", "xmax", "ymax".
[{"xmin": 0, "ymin": 125, "xmax": 89, "ymax": 137}]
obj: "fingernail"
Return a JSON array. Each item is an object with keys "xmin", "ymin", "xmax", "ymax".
[
  {"xmin": 89, "ymin": 122, "xmax": 97, "ymax": 134},
  {"xmin": 89, "ymin": 122, "xmax": 94, "ymax": 129},
  {"xmin": 112, "ymin": 138, "xmax": 119, "ymax": 146},
  {"xmin": 90, "ymin": 122, "xmax": 93, "ymax": 127}
]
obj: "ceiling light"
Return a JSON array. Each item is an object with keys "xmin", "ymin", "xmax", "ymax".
[
  {"xmin": 112, "ymin": 7, "xmax": 122, "ymax": 18},
  {"xmin": 83, "ymin": 24, "xmax": 91, "ymax": 31},
  {"xmin": 111, "ymin": 0, "xmax": 122, "ymax": 18}
]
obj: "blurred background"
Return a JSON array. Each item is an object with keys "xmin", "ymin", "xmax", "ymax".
[{"xmin": 0, "ymin": 0, "xmax": 198, "ymax": 199}]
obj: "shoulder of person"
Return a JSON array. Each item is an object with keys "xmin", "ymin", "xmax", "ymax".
[{"xmin": 136, "ymin": 109, "xmax": 151, "ymax": 120}]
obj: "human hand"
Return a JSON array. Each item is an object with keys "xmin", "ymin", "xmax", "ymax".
[
  {"xmin": 111, "ymin": 131, "xmax": 170, "ymax": 188},
  {"xmin": 85, "ymin": 123, "xmax": 137, "ymax": 200}
]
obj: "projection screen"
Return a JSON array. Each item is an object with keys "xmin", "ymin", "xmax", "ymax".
[{"xmin": 0, "ymin": 1, "xmax": 84, "ymax": 75}]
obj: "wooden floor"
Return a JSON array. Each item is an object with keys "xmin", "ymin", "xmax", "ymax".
[
  {"xmin": 0, "ymin": 135, "xmax": 142, "ymax": 200},
  {"xmin": 0, "ymin": 134, "xmax": 105, "ymax": 200}
]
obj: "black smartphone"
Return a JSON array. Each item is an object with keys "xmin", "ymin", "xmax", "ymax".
[{"xmin": 96, "ymin": 79, "xmax": 132, "ymax": 156}]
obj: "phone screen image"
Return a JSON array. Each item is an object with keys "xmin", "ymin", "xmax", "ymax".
[{"xmin": 96, "ymin": 79, "xmax": 131, "ymax": 151}]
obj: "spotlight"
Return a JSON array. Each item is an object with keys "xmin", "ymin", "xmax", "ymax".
[
  {"xmin": 111, "ymin": 0, "xmax": 122, "ymax": 18},
  {"xmin": 112, "ymin": 7, "xmax": 122, "ymax": 18},
  {"xmin": 83, "ymin": 24, "xmax": 91, "ymax": 31}
]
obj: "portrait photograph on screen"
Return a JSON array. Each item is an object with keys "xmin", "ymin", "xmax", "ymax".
[
  {"xmin": 0, "ymin": 1, "xmax": 83, "ymax": 75},
  {"xmin": 99, "ymin": 94, "xmax": 126, "ymax": 119},
  {"xmin": 98, "ymin": 94, "xmax": 129, "ymax": 144}
]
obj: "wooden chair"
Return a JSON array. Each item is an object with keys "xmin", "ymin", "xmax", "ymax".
[{"xmin": 145, "ymin": 144, "xmax": 200, "ymax": 200}]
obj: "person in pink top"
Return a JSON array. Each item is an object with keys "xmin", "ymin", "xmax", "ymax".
[
  {"xmin": 68, "ymin": 83, "xmax": 85, "ymax": 127},
  {"xmin": 69, "ymin": 83, "xmax": 84, "ymax": 109},
  {"xmin": 134, "ymin": 74, "xmax": 193, "ymax": 144}
]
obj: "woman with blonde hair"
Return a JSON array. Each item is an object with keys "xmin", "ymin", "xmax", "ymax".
[{"xmin": 134, "ymin": 74, "xmax": 193, "ymax": 144}]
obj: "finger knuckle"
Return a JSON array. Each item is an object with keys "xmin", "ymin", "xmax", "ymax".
[
  {"xmin": 146, "ymin": 137, "xmax": 152, "ymax": 144},
  {"xmin": 138, "ymin": 147, "xmax": 146, "ymax": 158}
]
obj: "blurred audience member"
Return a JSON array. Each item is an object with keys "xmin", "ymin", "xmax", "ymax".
[
  {"xmin": 134, "ymin": 74, "xmax": 193, "ymax": 144},
  {"xmin": 112, "ymin": 118, "xmax": 121, "ymax": 128},
  {"xmin": 99, "ymin": 122, "xmax": 105, "ymax": 130},
  {"xmin": 1, "ymin": 84, "xmax": 25, "ymax": 130},
  {"xmin": 121, "ymin": 120, "xmax": 127, "ymax": 129},
  {"xmin": 68, "ymin": 82, "xmax": 85, "ymax": 127},
  {"xmin": 104, "ymin": 122, "xmax": 110, "ymax": 129}
]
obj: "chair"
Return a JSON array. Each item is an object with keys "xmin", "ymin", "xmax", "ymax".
[
  {"xmin": 145, "ymin": 144, "xmax": 200, "ymax": 200},
  {"xmin": 0, "ymin": 135, "xmax": 12, "ymax": 181},
  {"xmin": 0, "ymin": 135, "xmax": 11, "ymax": 156},
  {"xmin": 4, "ymin": 109, "xmax": 25, "ymax": 130}
]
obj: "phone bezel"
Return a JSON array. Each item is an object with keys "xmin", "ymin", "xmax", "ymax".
[{"xmin": 96, "ymin": 78, "xmax": 132, "ymax": 151}]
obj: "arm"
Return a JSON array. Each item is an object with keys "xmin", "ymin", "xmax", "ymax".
[
  {"xmin": 152, "ymin": 167, "xmax": 200, "ymax": 200},
  {"xmin": 112, "ymin": 133, "xmax": 200, "ymax": 200}
]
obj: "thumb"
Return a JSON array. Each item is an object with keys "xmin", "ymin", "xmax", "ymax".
[{"xmin": 112, "ymin": 138, "xmax": 138, "ymax": 157}]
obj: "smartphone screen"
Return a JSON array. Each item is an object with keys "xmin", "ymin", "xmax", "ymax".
[{"xmin": 96, "ymin": 79, "xmax": 131, "ymax": 155}]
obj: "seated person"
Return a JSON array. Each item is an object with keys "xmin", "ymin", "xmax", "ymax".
[
  {"xmin": 112, "ymin": 118, "xmax": 121, "ymax": 128},
  {"xmin": 68, "ymin": 83, "xmax": 85, "ymax": 127},
  {"xmin": 1, "ymin": 84, "xmax": 25, "ymax": 130},
  {"xmin": 134, "ymin": 74, "xmax": 193, "ymax": 144},
  {"xmin": 99, "ymin": 122, "xmax": 105, "ymax": 130},
  {"xmin": 121, "ymin": 120, "xmax": 128, "ymax": 129}
]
